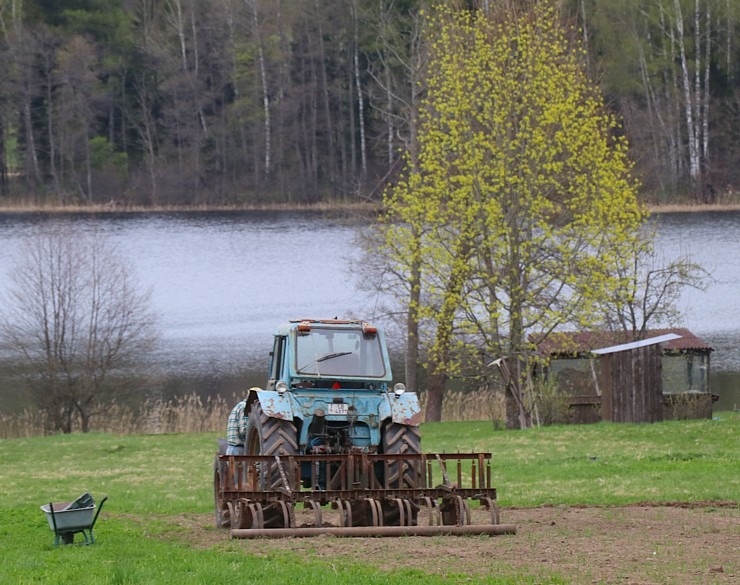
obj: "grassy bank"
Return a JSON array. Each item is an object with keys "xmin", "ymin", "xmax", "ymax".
[{"xmin": 0, "ymin": 414, "xmax": 737, "ymax": 584}]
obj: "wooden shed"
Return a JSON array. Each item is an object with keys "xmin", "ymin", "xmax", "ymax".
[
  {"xmin": 532, "ymin": 328, "xmax": 715, "ymax": 424},
  {"xmin": 592, "ymin": 334, "xmax": 680, "ymax": 423}
]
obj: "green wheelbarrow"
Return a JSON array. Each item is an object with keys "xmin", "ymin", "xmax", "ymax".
[{"xmin": 41, "ymin": 493, "xmax": 108, "ymax": 546}]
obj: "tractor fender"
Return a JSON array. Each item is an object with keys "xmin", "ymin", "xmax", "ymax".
[
  {"xmin": 389, "ymin": 392, "xmax": 422, "ymax": 427},
  {"xmin": 253, "ymin": 390, "xmax": 296, "ymax": 421}
]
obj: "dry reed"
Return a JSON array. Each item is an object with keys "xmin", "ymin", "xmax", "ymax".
[
  {"xmin": 418, "ymin": 388, "xmax": 506, "ymax": 424},
  {"xmin": 648, "ymin": 202, "xmax": 740, "ymax": 213},
  {"xmin": 0, "ymin": 393, "xmax": 232, "ymax": 438},
  {"xmin": 0, "ymin": 389, "xmax": 505, "ymax": 439}
]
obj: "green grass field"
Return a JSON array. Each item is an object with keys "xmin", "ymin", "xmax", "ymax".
[{"xmin": 1, "ymin": 413, "xmax": 737, "ymax": 584}]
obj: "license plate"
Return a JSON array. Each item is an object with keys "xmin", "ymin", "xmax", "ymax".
[{"xmin": 328, "ymin": 403, "xmax": 349, "ymax": 415}]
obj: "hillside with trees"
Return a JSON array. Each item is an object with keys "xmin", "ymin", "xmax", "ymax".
[{"xmin": 0, "ymin": 0, "xmax": 737, "ymax": 207}]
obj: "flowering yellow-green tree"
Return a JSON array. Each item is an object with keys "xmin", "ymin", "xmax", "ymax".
[{"xmin": 381, "ymin": 2, "xmax": 646, "ymax": 424}]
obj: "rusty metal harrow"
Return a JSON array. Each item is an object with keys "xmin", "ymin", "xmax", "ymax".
[{"xmin": 216, "ymin": 452, "xmax": 516, "ymax": 538}]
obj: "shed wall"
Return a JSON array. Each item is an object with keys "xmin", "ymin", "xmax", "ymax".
[{"xmin": 600, "ymin": 345, "xmax": 664, "ymax": 423}]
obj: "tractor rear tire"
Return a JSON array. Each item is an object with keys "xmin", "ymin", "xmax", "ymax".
[
  {"xmin": 245, "ymin": 402, "xmax": 298, "ymax": 491},
  {"xmin": 380, "ymin": 422, "xmax": 421, "ymax": 526},
  {"xmin": 382, "ymin": 422, "xmax": 422, "ymax": 488}
]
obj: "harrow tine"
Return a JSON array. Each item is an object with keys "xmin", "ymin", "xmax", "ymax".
[
  {"xmin": 230, "ymin": 499, "xmax": 247, "ymax": 529},
  {"xmin": 393, "ymin": 498, "xmax": 405, "ymax": 526},
  {"xmin": 276, "ymin": 501, "xmax": 293, "ymax": 528},
  {"xmin": 248, "ymin": 502, "xmax": 264, "ymax": 529},
  {"xmin": 490, "ymin": 501, "xmax": 500, "ymax": 525},
  {"xmin": 274, "ymin": 455, "xmax": 292, "ymax": 493},
  {"xmin": 338, "ymin": 500, "xmax": 352, "ymax": 527},
  {"xmin": 474, "ymin": 495, "xmax": 501, "ymax": 525},
  {"xmin": 366, "ymin": 498, "xmax": 382, "ymax": 527},
  {"xmin": 435, "ymin": 454, "xmax": 451, "ymax": 487},
  {"xmin": 420, "ymin": 496, "xmax": 440, "ymax": 526},
  {"xmin": 463, "ymin": 497, "xmax": 471, "ymax": 525},
  {"xmin": 227, "ymin": 501, "xmax": 236, "ymax": 527},
  {"xmin": 404, "ymin": 499, "xmax": 415, "ymax": 526},
  {"xmin": 453, "ymin": 495, "xmax": 465, "ymax": 526},
  {"xmin": 307, "ymin": 500, "xmax": 323, "ymax": 528}
]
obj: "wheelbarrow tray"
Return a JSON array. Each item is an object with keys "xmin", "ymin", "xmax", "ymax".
[{"xmin": 40, "ymin": 502, "xmax": 96, "ymax": 531}]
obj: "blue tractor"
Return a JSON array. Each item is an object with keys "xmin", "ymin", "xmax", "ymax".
[{"xmin": 244, "ymin": 319, "xmax": 420, "ymax": 484}]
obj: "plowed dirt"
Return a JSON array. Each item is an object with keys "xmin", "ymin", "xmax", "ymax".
[{"xmin": 164, "ymin": 503, "xmax": 738, "ymax": 584}]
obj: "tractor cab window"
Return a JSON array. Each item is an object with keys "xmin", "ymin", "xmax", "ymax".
[
  {"xmin": 267, "ymin": 335, "xmax": 286, "ymax": 388},
  {"xmin": 295, "ymin": 328, "xmax": 386, "ymax": 378}
]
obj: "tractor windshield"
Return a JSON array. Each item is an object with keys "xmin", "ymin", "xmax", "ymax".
[{"xmin": 295, "ymin": 328, "xmax": 386, "ymax": 378}]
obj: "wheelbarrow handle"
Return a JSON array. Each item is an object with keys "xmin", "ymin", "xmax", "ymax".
[
  {"xmin": 91, "ymin": 496, "xmax": 108, "ymax": 529},
  {"xmin": 49, "ymin": 502, "xmax": 59, "ymax": 534}
]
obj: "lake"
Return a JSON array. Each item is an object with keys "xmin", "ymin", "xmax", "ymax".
[{"xmin": 0, "ymin": 209, "xmax": 738, "ymax": 411}]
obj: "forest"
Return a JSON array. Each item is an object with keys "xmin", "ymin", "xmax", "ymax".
[{"xmin": 0, "ymin": 0, "xmax": 738, "ymax": 207}]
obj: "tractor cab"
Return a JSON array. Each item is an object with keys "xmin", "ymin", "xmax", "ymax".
[{"xmin": 267, "ymin": 319, "xmax": 394, "ymax": 392}]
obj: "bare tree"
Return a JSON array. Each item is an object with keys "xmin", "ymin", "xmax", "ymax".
[
  {"xmin": 598, "ymin": 226, "xmax": 709, "ymax": 336},
  {"xmin": 55, "ymin": 35, "xmax": 99, "ymax": 203},
  {"xmin": 1, "ymin": 224, "xmax": 159, "ymax": 434}
]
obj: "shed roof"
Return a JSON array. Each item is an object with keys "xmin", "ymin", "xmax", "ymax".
[
  {"xmin": 534, "ymin": 328, "xmax": 713, "ymax": 357},
  {"xmin": 591, "ymin": 333, "xmax": 682, "ymax": 355}
]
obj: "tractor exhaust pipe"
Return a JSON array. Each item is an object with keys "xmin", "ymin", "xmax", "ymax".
[{"xmin": 231, "ymin": 523, "xmax": 516, "ymax": 539}]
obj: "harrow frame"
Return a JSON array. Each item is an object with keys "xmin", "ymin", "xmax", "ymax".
[{"xmin": 216, "ymin": 452, "xmax": 516, "ymax": 537}]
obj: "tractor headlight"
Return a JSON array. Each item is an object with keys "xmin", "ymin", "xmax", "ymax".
[
  {"xmin": 276, "ymin": 380, "xmax": 288, "ymax": 394},
  {"xmin": 393, "ymin": 383, "xmax": 406, "ymax": 397}
]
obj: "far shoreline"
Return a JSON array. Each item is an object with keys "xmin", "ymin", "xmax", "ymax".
[
  {"xmin": 1, "ymin": 200, "xmax": 740, "ymax": 215},
  {"xmin": 647, "ymin": 202, "xmax": 740, "ymax": 213}
]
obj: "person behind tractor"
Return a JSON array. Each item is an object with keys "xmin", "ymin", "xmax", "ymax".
[{"xmin": 226, "ymin": 397, "xmax": 249, "ymax": 455}]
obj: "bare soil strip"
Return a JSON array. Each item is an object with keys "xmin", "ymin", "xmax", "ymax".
[{"xmin": 158, "ymin": 503, "xmax": 738, "ymax": 584}]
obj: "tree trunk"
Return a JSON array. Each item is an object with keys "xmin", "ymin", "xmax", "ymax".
[
  {"xmin": 250, "ymin": 0, "xmax": 271, "ymax": 179},
  {"xmin": 352, "ymin": 0, "xmax": 367, "ymax": 179},
  {"xmin": 45, "ymin": 57, "xmax": 62, "ymax": 200},
  {"xmin": 700, "ymin": 3, "xmax": 712, "ymax": 201},
  {"xmin": 424, "ymin": 237, "xmax": 473, "ymax": 423},
  {"xmin": 314, "ymin": 0, "xmax": 336, "ymax": 188},
  {"xmin": 80, "ymin": 411, "xmax": 91, "ymax": 433},
  {"xmin": 405, "ymin": 226, "xmax": 421, "ymax": 395},
  {"xmin": 674, "ymin": 0, "xmax": 701, "ymax": 198},
  {"xmin": 425, "ymin": 369, "xmax": 446, "ymax": 423},
  {"xmin": 0, "ymin": 117, "xmax": 6, "ymax": 194}
]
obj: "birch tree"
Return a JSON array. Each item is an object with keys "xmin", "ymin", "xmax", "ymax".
[
  {"xmin": 578, "ymin": 0, "xmax": 734, "ymax": 201},
  {"xmin": 246, "ymin": 0, "xmax": 271, "ymax": 180}
]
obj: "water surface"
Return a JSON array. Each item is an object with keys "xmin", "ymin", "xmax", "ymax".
[{"xmin": 1, "ymin": 210, "xmax": 738, "ymax": 410}]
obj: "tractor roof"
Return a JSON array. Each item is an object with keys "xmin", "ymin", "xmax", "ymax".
[{"xmin": 276, "ymin": 319, "xmax": 378, "ymax": 336}]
